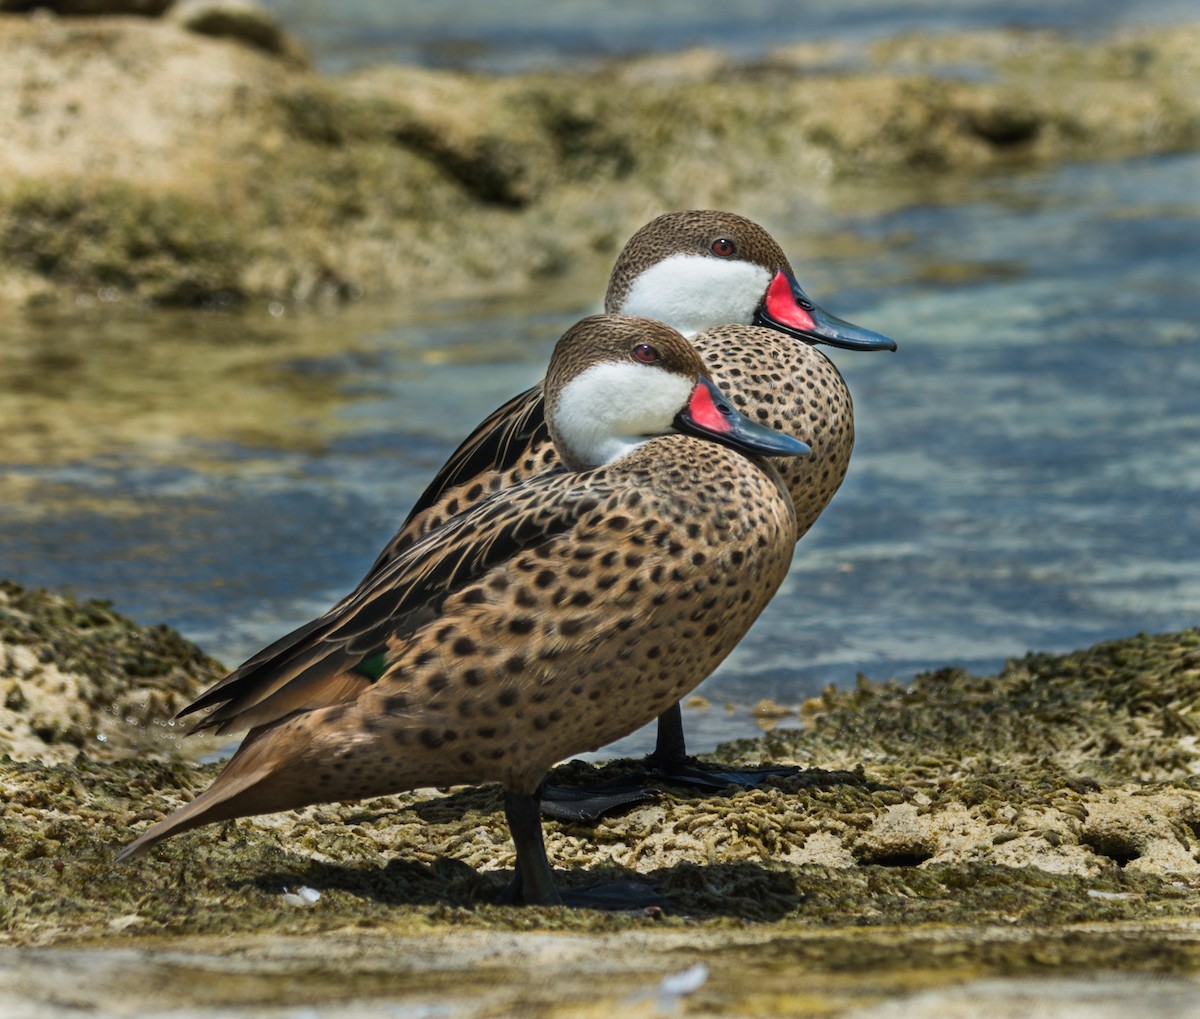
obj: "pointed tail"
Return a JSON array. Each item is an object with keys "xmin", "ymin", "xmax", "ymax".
[
  {"xmin": 117, "ymin": 724, "xmax": 314, "ymax": 861},
  {"xmin": 116, "ymin": 760, "xmax": 276, "ymax": 860}
]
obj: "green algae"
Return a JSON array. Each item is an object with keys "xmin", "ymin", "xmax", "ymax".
[
  {"xmin": 0, "ymin": 179, "xmax": 249, "ymax": 306},
  {"xmin": 0, "ymin": 580, "xmax": 219, "ymax": 691},
  {"xmin": 4, "ymin": 746, "xmax": 1198, "ymax": 937},
  {"xmin": 0, "ymin": 580, "xmax": 223, "ymax": 763},
  {"xmin": 714, "ymin": 629, "xmax": 1200, "ymax": 787},
  {"xmin": 0, "ymin": 581, "xmax": 222, "ymax": 762}
]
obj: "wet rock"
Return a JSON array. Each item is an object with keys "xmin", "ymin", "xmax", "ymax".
[
  {"xmin": 0, "ymin": 580, "xmax": 224, "ymax": 763},
  {"xmin": 844, "ymin": 975, "xmax": 1200, "ymax": 1019},
  {"xmin": 0, "ymin": 18, "xmax": 1198, "ymax": 307}
]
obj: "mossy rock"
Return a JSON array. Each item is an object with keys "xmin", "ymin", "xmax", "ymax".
[
  {"xmin": 2, "ymin": 17, "xmax": 1200, "ymax": 307},
  {"xmin": 2, "ymin": 591, "xmax": 1200, "ymax": 948},
  {"xmin": 0, "ymin": 580, "xmax": 223, "ymax": 762}
]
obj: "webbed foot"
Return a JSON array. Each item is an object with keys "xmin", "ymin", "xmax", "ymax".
[
  {"xmin": 644, "ymin": 756, "xmax": 800, "ymax": 791},
  {"xmin": 539, "ymin": 780, "xmax": 661, "ymax": 823}
]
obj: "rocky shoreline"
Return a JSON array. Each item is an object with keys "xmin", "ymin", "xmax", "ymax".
[
  {"xmin": 1, "ymin": 9, "xmax": 1199, "ymax": 307},
  {"xmin": 3, "ymin": 580, "xmax": 1200, "ymax": 1014}
]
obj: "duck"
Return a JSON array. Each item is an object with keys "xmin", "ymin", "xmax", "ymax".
[
  {"xmin": 362, "ymin": 211, "xmax": 895, "ymax": 796},
  {"xmin": 119, "ymin": 314, "xmax": 811, "ymax": 907}
]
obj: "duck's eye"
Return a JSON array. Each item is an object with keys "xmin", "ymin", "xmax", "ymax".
[
  {"xmin": 632, "ymin": 343, "xmax": 661, "ymax": 364},
  {"xmin": 710, "ymin": 237, "xmax": 737, "ymax": 258}
]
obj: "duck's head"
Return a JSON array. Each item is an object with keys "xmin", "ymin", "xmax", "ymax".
[
  {"xmin": 545, "ymin": 314, "xmax": 812, "ymax": 471},
  {"xmin": 604, "ymin": 210, "xmax": 896, "ymax": 352}
]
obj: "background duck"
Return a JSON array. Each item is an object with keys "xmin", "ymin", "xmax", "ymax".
[
  {"xmin": 361, "ymin": 211, "xmax": 895, "ymax": 796},
  {"xmin": 119, "ymin": 315, "xmax": 810, "ymax": 907}
]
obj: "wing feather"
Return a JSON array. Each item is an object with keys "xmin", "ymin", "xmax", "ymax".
[{"xmin": 182, "ymin": 468, "xmax": 587, "ymax": 734}]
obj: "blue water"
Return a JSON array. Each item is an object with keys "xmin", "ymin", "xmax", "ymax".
[
  {"xmin": 2, "ymin": 146, "xmax": 1197, "ymax": 756},
  {"xmin": 736, "ymin": 153, "xmax": 1200, "ymax": 710},
  {"xmin": 261, "ymin": 0, "xmax": 1200, "ymax": 73}
]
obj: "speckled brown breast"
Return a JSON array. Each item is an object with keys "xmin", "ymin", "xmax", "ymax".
[
  {"xmin": 691, "ymin": 324, "xmax": 853, "ymax": 538},
  {"xmin": 214, "ymin": 437, "xmax": 796, "ymax": 812}
]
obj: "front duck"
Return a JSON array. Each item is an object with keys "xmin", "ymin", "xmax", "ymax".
[{"xmin": 119, "ymin": 315, "xmax": 809, "ymax": 907}]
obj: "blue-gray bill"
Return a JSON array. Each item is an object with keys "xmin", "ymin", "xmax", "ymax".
[{"xmin": 755, "ymin": 269, "xmax": 897, "ymax": 352}]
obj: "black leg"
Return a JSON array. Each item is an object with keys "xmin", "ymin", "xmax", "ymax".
[
  {"xmin": 502, "ymin": 787, "xmax": 562, "ymax": 906},
  {"xmin": 501, "ymin": 786, "xmax": 663, "ymax": 910},
  {"xmin": 495, "ymin": 859, "xmax": 523, "ymax": 905},
  {"xmin": 648, "ymin": 701, "xmax": 687, "ymax": 767},
  {"xmin": 645, "ymin": 698, "xmax": 800, "ymax": 791}
]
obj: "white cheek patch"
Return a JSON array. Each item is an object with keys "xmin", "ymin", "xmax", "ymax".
[
  {"xmin": 617, "ymin": 254, "xmax": 772, "ymax": 337},
  {"xmin": 552, "ymin": 361, "xmax": 694, "ymax": 468}
]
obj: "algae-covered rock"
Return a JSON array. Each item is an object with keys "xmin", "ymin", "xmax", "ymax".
[
  {"xmin": 0, "ymin": 579, "xmax": 223, "ymax": 762},
  {"xmin": 166, "ymin": 0, "xmax": 305, "ymax": 62},
  {"xmin": 5, "ymin": 579, "xmax": 1200, "ymax": 1014},
  {"xmin": 2, "ymin": 586, "xmax": 1200, "ymax": 953},
  {"xmin": 0, "ymin": 16, "xmax": 1198, "ymax": 307},
  {"xmin": 0, "ymin": 1, "xmax": 172, "ymax": 13},
  {"xmin": 721, "ymin": 629, "xmax": 1200, "ymax": 787}
]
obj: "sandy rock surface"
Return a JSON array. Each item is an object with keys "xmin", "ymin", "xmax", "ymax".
[{"xmin": 0, "ymin": 580, "xmax": 224, "ymax": 762}]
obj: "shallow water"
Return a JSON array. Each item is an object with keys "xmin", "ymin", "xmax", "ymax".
[{"xmin": 1, "ymin": 150, "xmax": 1197, "ymax": 757}]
